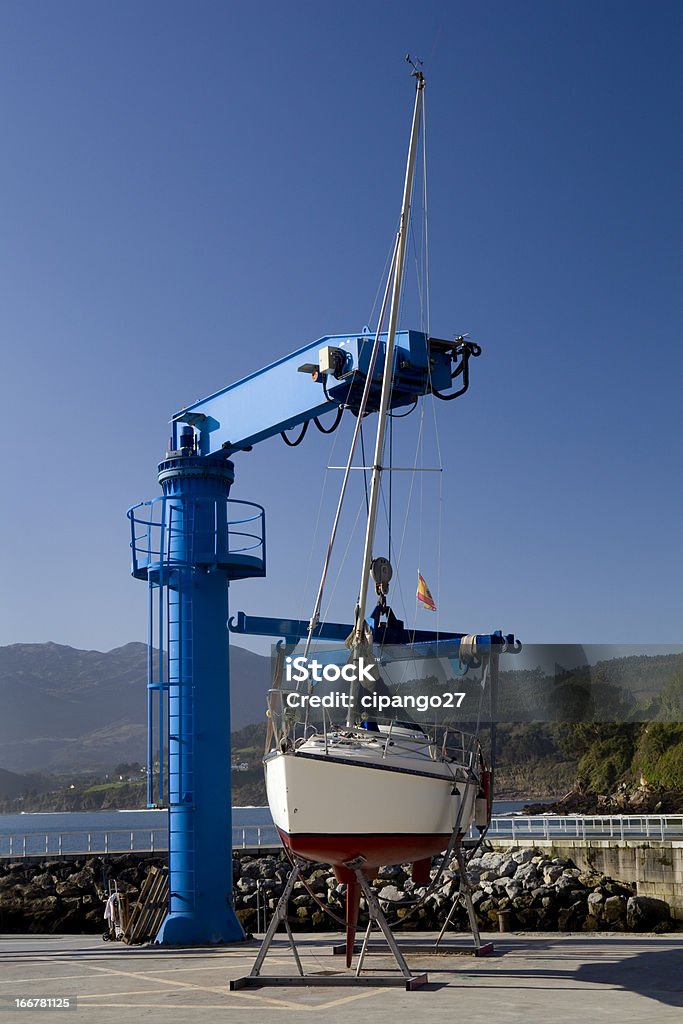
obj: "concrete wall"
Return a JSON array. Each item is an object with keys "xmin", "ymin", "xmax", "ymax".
[{"xmin": 491, "ymin": 838, "xmax": 683, "ymax": 920}]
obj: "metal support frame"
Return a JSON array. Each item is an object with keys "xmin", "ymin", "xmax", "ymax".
[
  {"xmin": 433, "ymin": 845, "xmax": 493, "ymax": 955},
  {"xmin": 332, "ymin": 842, "xmax": 494, "ymax": 959},
  {"xmin": 230, "ymin": 859, "xmax": 428, "ymax": 991}
]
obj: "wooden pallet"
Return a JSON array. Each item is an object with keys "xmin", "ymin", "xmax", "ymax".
[{"xmin": 122, "ymin": 865, "xmax": 169, "ymax": 945}]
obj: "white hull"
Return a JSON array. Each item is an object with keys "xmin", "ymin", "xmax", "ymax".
[{"xmin": 265, "ymin": 734, "xmax": 477, "ymax": 868}]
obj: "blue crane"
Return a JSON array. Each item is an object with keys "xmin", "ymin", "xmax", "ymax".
[{"xmin": 128, "ymin": 328, "xmax": 490, "ymax": 944}]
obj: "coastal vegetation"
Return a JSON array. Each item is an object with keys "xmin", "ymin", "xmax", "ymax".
[{"xmin": 1, "ymin": 647, "xmax": 681, "ymax": 812}]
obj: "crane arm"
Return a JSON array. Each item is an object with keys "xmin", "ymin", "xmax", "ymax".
[{"xmin": 170, "ymin": 329, "xmax": 468, "ymax": 457}]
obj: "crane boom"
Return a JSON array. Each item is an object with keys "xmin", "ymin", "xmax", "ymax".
[{"xmin": 170, "ymin": 329, "xmax": 463, "ymax": 457}]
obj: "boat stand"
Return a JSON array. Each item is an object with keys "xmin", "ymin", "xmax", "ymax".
[
  {"xmin": 332, "ymin": 846, "xmax": 493, "ymax": 958},
  {"xmin": 432, "ymin": 845, "xmax": 493, "ymax": 956},
  {"xmin": 229, "ymin": 859, "xmax": 428, "ymax": 991}
]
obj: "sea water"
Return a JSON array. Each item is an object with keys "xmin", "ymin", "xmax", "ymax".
[{"xmin": 0, "ymin": 801, "xmax": 544, "ymax": 857}]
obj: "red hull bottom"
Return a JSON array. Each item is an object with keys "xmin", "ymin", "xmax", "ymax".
[
  {"xmin": 276, "ymin": 827, "xmax": 452, "ymax": 870},
  {"xmin": 277, "ymin": 828, "xmax": 458, "ymax": 967}
]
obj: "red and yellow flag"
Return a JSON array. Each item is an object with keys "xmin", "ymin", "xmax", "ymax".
[{"xmin": 416, "ymin": 572, "xmax": 436, "ymax": 611}]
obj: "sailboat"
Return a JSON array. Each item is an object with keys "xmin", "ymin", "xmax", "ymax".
[{"xmin": 262, "ymin": 68, "xmax": 518, "ymax": 965}]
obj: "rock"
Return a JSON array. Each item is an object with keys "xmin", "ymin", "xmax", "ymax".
[
  {"xmin": 480, "ymin": 856, "xmax": 502, "ymax": 874},
  {"xmin": 378, "ymin": 885, "xmax": 406, "ymax": 903},
  {"xmin": 529, "ymin": 885, "xmax": 554, "ymax": 902},
  {"xmin": 258, "ymin": 857, "xmax": 281, "ymax": 875},
  {"xmin": 515, "ymin": 907, "xmax": 540, "ymax": 927},
  {"xmin": 601, "ymin": 877, "xmax": 634, "ymax": 897},
  {"xmin": 30, "ymin": 896, "xmax": 60, "ymax": 915},
  {"xmin": 31, "ymin": 873, "xmax": 57, "ymax": 894},
  {"xmin": 62, "ymin": 867, "xmax": 94, "ymax": 892},
  {"xmin": 587, "ymin": 891, "xmax": 604, "ymax": 917},
  {"xmin": 377, "ymin": 864, "xmax": 407, "ymax": 881},
  {"xmin": 240, "ymin": 861, "xmax": 263, "ymax": 879},
  {"xmin": 603, "ymin": 895, "xmax": 626, "ymax": 923},
  {"xmin": 514, "ymin": 863, "xmax": 540, "ymax": 887},
  {"xmin": 511, "ymin": 849, "xmax": 536, "ymax": 866},
  {"xmin": 505, "ymin": 882, "xmax": 523, "ymax": 900},
  {"xmin": 543, "ymin": 864, "xmax": 564, "ymax": 884},
  {"xmin": 439, "ymin": 878, "xmax": 458, "ymax": 900},
  {"xmin": 556, "ymin": 875, "xmax": 584, "ymax": 897},
  {"xmin": 496, "ymin": 858, "xmax": 518, "ymax": 878},
  {"xmin": 115, "ymin": 868, "xmax": 140, "ymax": 885},
  {"xmin": 626, "ymin": 895, "xmax": 671, "ymax": 930}
]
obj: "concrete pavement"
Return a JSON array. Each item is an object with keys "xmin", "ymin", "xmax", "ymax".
[{"xmin": 0, "ymin": 931, "xmax": 681, "ymax": 1023}]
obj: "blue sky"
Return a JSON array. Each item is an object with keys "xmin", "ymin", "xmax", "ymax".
[{"xmin": 0, "ymin": 0, "xmax": 681, "ymax": 653}]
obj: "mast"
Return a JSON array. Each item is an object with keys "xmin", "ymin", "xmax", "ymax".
[{"xmin": 352, "ymin": 71, "xmax": 425, "ymax": 650}]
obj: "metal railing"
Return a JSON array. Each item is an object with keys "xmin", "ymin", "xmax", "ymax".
[
  {"xmin": 127, "ymin": 495, "xmax": 265, "ymax": 578},
  {"xmin": 0, "ymin": 825, "xmax": 281, "ymax": 859},
  {"xmin": 2, "ymin": 816, "xmax": 681, "ymax": 859},
  {"xmin": 0, "ymin": 829, "xmax": 169, "ymax": 859},
  {"xmin": 476, "ymin": 814, "xmax": 683, "ymax": 842},
  {"xmin": 232, "ymin": 825, "xmax": 280, "ymax": 850}
]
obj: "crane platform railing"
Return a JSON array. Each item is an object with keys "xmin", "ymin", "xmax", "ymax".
[{"xmin": 128, "ymin": 495, "xmax": 265, "ymax": 578}]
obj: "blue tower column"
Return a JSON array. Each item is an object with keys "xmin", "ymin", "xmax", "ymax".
[{"xmin": 154, "ymin": 453, "xmax": 244, "ymax": 945}]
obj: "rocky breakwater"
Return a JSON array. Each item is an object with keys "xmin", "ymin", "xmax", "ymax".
[
  {"xmin": 0, "ymin": 854, "xmax": 165, "ymax": 934},
  {"xmin": 462, "ymin": 849, "xmax": 673, "ymax": 933},
  {"xmin": 1, "ymin": 848, "xmax": 677, "ymax": 935},
  {"xmin": 232, "ymin": 848, "xmax": 677, "ymax": 936}
]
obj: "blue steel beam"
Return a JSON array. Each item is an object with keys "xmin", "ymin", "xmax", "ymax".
[
  {"xmin": 172, "ymin": 330, "xmax": 453, "ymax": 457},
  {"xmin": 228, "ymin": 611, "xmax": 519, "ymax": 651}
]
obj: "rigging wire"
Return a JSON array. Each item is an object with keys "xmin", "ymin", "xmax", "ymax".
[
  {"xmin": 388, "ymin": 416, "xmax": 392, "ymax": 562},
  {"xmin": 302, "ymin": 233, "xmax": 401, "ymax": 660},
  {"xmin": 367, "ymin": 222, "xmax": 401, "ymax": 330},
  {"xmin": 320, "ymin": 492, "xmax": 370, "ymax": 626},
  {"xmin": 359, "ymin": 423, "xmax": 370, "ymax": 516},
  {"xmin": 294, "ymin": 405, "xmax": 346, "ymax": 631},
  {"xmin": 422, "ymin": 90, "xmax": 431, "ymax": 341}
]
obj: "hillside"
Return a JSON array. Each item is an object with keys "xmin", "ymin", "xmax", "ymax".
[
  {"xmin": 2, "ymin": 643, "xmax": 681, "ymax": 807},
  {"xmin": 0, "ymin": 767, "xmax": 54, "ymax": 800},
  {"xmin": 0, "ymin": 641, "xmax": 270, "ymax": 774}
]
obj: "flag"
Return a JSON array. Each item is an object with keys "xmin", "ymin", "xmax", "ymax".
[{"xmin": 416, "ymin": 571, "xmax": 436, "ymax": 611}]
